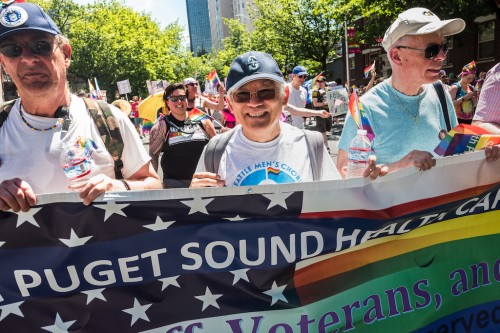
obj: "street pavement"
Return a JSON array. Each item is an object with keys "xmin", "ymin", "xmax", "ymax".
[{"xmin": 142, "ymin": 115, "xmax": 345, "ymax": 180}]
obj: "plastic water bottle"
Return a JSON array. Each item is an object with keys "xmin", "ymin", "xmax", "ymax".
[
  {"xmin": 60, "ymin": 143, "xmax": 92, "ymax": 191},
  {"xmin": 347, "ymin": 129, "xmax": 372, "ymax": 178}
]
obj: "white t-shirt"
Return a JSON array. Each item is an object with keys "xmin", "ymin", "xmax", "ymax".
[
  {"xmin": 0, "ymin": 96, "xmax": 150, "ymax": 194},
  {"xmin": 286, "ymin": 83, "xmax": 308, "ymax": 129},
  {"xmin": 196, "ymin": 123, "xmax": 340, "ymax": 186}
]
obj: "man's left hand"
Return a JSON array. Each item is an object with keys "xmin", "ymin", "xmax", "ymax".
[
  {"xmin": 363, "ymin": 155, "xmax": 389, "ymax": 180},
  {"xmin": 484, "ymin": 143, "xmax": 500, "ymax": 161}
]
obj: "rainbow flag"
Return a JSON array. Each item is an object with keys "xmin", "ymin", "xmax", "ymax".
[
  {"xmin": 434, "ymin": 124, "xmax": 500, "ymax": 156},
  {"xmin": 94, "ymin": 77, "xmax": 102, "ymax": 99},
  {"xmin": 364, "ymin": 61, "xmax": 375, "ymax": 78},
  {"xmin": 206, "ymin": 69, "xmax": 220, "ymax": 89},
  {"xmin": 188, "ymin": 108, "xmax": 211, "ymax": 122},
  {"xmin": 348, "ymin": 90, "xmax": 375, "ymax": 141},
  {"xmin": 267, "ymin": 167, "xmax": 280, "ymax": 175},
  {"xmin": 88, "ymin": 79, "xmax": 97, "ymax": 99}
]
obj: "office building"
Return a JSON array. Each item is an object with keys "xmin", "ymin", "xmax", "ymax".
[{"xmin": 186, "ymin": 0, "xmax": 213, "ymax": 55}]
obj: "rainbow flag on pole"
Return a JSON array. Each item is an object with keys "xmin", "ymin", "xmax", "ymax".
[
  {"xmin": 188, "ymin": 108, "xmax": 212, "ymax": 122},
  {"xmin": 364, "ymin": 61, "xmax": 375, "ymax": 78},
  {"xmin": 348, "ymin": 90, "xmax": 375, "ymax": 141},
  {"xmin": 434, "ymin": 124, "xmax": 500, "ymax": 156},
  {"xmin": 206, "ymin": 69, "xmax": 220, "ymax": 89},
  {"xmin": 88, "ymin": 79, "xmax": 97, "ymax": 99}
]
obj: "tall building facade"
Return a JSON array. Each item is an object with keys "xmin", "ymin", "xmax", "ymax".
[
  {"xmin": 208, "ymin": 0, "xmax": 255, "ymax": 49},
  {"xmin": 233, "ymin": 0, "xmax": 255, "ymax": 32},
  {"xmin": 186, "ymin": 0, "xmax": 213, "ymax": 55}
]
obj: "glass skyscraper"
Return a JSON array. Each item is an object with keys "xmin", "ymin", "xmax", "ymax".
[{"xmin": 186, "ymin": 0, "xmax": 213, "ymax": 55}]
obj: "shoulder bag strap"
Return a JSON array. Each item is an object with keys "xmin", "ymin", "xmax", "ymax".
[
  {"xmin": 302, "ymin": 129, "xmax": 324, "ymax": 181},
  {"xmin": 432, "ymin": 81, "xmax": 451, "ymax": 132},
  {"xmin": 203, "ymin": 129, "xmax": 236, "ymax": 173},
  {"xmin": 0, "ymin": 99, "xmax": 17, "ymax": 128}
]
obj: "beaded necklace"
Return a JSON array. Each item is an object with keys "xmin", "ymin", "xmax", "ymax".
[{"xmin": 19, "ymin": 98, "xmax": 71, "ymax": 132}]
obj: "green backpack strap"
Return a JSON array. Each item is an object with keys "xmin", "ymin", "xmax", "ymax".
[
  {"xmin": 203, "ymin": 129, "xmax": 236, "ymax": 173},
  {"xmin": 302, "ymin": 129, "xmax": 324, "ymax": 181},
  {"xmin": 0, "ymin": 99, "xmax": 17, "ymax": 128},
  {"xmin": 83, "ymin": 98, "xmax": 125, "ymax": 179}
]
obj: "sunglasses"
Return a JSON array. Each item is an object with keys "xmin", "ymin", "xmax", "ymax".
[
  {"xmin": 168, "ymin": 95, "xmax": 187, "ymax": 102},
  {"xmin": 187, "ymin": 83, "xmax": 198, "ymax": 87},
  {"xmin": 298, "ymin": 75, "xmax": 308, "ymax": 79},
  {"xmin": 231, "ymin": 88, "xmax": 278, "ymax": 103},
  {"xmin": 396, "ymin": 42, "xmax": 449, "ymax": 60},
  {"xmin": 0, "ymin": 41, "xmax": 54, "ymax": 58}
]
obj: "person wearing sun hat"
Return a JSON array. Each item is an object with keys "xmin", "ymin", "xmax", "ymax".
[
  {"xmin": 0, "ymin": 1, "xmax": 161, "ymax": 212},
  {"xmin": 337, "ymin": 7, "xmax": 474, "ymax": 178},
  {"xmin": 190, "ymin": 51, "xmax": 357, "ymax": 188},
  {"xmin": 449, "ymin": 60, "xmax": 479, "ymax": 124}
]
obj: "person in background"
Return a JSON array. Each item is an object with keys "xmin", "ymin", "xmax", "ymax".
[
  {"xmin": 311, "ymin": 76, "xmax": 333, "ymax": 150},
  {"xmin": 472, "ymin": 62, "xmax": 500, "ymax": 135},
  {"xmin": 286, "ymin": 65, "xmax": 309, "ymax": 129},
  {"xmin": 0, "ymin": 2, "xmax": 161, "ymax": 212},
  {"xmin": 130, "ymin": 95, "xmax": 143, "ymax": 137},
  {"xmin": 449, "ymin": 61, "xmax": 479, "ymax": 124},
  {"xmin": 149, "ymin": 83, "xmax": 217, "ymax": 188},
  {"xmin": 438, "ymin": 69, "xmax": 450, "ymax": 90}
]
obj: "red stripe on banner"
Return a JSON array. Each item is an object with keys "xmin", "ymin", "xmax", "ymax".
[{"xmin": 300, "ymin": 184, "xmax": 494, "ymax": 220}]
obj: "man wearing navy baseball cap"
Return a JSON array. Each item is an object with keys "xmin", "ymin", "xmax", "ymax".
[
  {"xmin": 190, "ymin": 51, "xmax": 348, "ymax": 187},
  {"xmin": 0, "ymin": 1, "xmax": 161, "ymax": 212},
  {"xmin": 287, "ymin": 65, "xmax": 310, "ymax": 128}
]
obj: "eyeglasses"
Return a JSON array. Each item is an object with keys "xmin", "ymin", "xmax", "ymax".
[
  {"xmin": 187, "ymin": 83, "xmax": 198, "ymax": 87},
  {"xmin": 231, "ymin": 88, "xmax": 278, "ymax": 103},
  {"xmin": 298, "ymin": 75, "xmax": 308, "ymax": 79},
  {"xmin": 168, "ymin": 95, "xmax": 187, "ymax": 102},
  {"xmin": 0, "ymin": 41, "xmax": 54, "ymax": 58},
  {"xmin": 396, "ymin": 42, "xmax": 449, "ymax": 60}
]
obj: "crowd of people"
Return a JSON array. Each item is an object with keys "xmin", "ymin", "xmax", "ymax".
[{"xmin": 0, "ymin": 3, "xmax": 498, "ymax": 212}]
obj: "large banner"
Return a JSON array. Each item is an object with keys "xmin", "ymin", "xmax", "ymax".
[{"xmin": 0, "ymin": 152, "xmax": 498, "ymax": 332}]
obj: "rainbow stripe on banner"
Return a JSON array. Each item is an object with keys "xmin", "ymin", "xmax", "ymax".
[
  {"xmin": 434, "ymin": 124, "xmax": 500, "ymax": 156},
  {"xmin": 0, "ymin": 153, "xmax": 497, "ymax": 332},
  {"xmin": 348, "ymin": 89, "xmax": 375, "ymax": 141}
]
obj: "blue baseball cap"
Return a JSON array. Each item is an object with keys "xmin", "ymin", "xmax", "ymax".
[
  {"xmin": 0, "ymin": 2, "xmax": 61, "ymax": 42},
  {"xmin": 292, "ymin": 65, "xmax": 308, "ymax": 76},
  {"xmin": 226, "ymin": 51, "xmax": 285, "ymax": 92}
]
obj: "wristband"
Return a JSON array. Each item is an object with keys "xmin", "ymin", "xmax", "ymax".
[{"xmin": 121, "ymin": 179, "xmax": 131, "ymax": 190}]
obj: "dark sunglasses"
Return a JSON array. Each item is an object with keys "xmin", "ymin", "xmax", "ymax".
[
  {"xmin": 231, "ymin": 88, "xmax": 278, "ymax": 103},
  {"xmin": 187, "ymin": 83, "xmax": 198, "ymax": 87},
  {"xmin": 396, "ymin": 42, "xmax": 449, "ymax": 60},
  {"xmin": 298, "ymin": 75, "xmax": 308, "ymax": 79},
  {"xmin": 168, "ymin": 95, "xmax": 187, "ymax": 102},
  {"xmin": 0, "ymin": 41, "xmax": 54, "ymax": 58}
]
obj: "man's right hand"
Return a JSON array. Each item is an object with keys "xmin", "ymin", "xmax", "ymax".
[
  {"xmin": 0, "ymin": 178, "xmax": 36, "ymax": 212},
  {"xmin": 190, "ymin": 172, "xmax": 226, "ymax": 188}
]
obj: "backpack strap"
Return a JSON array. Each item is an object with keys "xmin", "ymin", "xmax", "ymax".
[
  {"xmin": 83, "ymin": 98, "xmax": 125, "ymax": 179},
  {"xmin": 203, "ymin": 129, "xmax": 236, "ymax": 173},
  {"xmin": 0, "ymin": 99, "xmax": 17, "ymax": 128},
  {"xmin": 432, "ymin": 81, "xmax": 451, "ymax": 131},
  {"xmin": 302, "ymin": 129, "xmax": 324, "ymax": 181}
]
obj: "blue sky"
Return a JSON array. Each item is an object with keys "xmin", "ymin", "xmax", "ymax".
[{"xmin": 73, "ymin": 1, "xmax": 189, "ymax": 36}]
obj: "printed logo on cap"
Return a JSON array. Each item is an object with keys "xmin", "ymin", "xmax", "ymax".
[
  {"xmin": 247, "ymin": 55, "xmax": 259, "ymax": 71},
  {"xmin": 0, "ymin": 5, "xmax": 28, "ymax": 28}
]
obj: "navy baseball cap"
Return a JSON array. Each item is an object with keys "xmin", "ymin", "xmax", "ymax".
[
  {"xmin": 292, "ymin": 65, "xmax": 308, "ymax": 76},
  {"xmin": 226, "ymin": 51, "xmax": 285, "ymax": 92},
  {"xmin": 0, "ymin": 2, "xmax": 61, "ymax": 42}
]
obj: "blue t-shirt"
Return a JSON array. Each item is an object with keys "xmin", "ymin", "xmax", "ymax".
[{"xmin": 338, "ymin": 81, "xmax": 457, "ymax": 164}]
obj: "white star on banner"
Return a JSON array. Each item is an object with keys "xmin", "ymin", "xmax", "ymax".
[
  {"xmin": 143, "ymin": 217, "xmax": 175, "ymax": 231},
  {"xmin": 59, "ymin": 229, "xmax": 93, "ymax": 247},
  {"xmin": 180, "ymin": 197, "xmax": 214, "ymax": 215},
  {"xmin": 122, "ymin": 298, "xmax": 152, "ymax": 326},
  {"xmin": 41, "ymin": 313, "xmax": 75, "ymax": 332},
  {"xmin": 262, "ymin": 192, "xmax": 293, "ymax": 210},
  {"xmin": 158, "ymin": 276, "xmax": 180, "ymax": 291},
  {"xmin": 94, "ymin": 201, "xmax": 129, "ymax": 222},
  {"xmin": 14, "ymin": 208, "xmax": 42, "ymax": 228},
  {"xmin": 0, "ymin": 301, "xmax": 24, "ymax": 321},
  {"xmin": 195, "ymin": 287, "xmax": 223, "ymax": 311},
  {"xmin": 263, "ymin": 281, "xmax": 288, "ymax": 306},
  {"xmin": 223, "ymin": 215, "xmax": 248, "ymax": 222},
  {"xmin": 0, "ymin": 241, "xmax": 4, "ymax": 247},
  {"xmin": 0, "ymin": 294, "xmax": 3, "ymax": 302},
  {"xmin": 81, "ymin": 288, "xmax": 107, "ymax": 305},
  {"xmin": 230, "ymin": 268, "xmax": 250, "ymax": 285}
]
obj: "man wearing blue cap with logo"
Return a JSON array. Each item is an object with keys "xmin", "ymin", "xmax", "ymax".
[
  {"xmin": 190, "ymin": 51, "xmax": 373, "ymax": 187},
  {"xmin": 286, "ymin": 65, "xmax": 309, "ymax": 129},
  {"xmin": 0, "ymin": 1, "xmax": 161, "ymax": 212}
]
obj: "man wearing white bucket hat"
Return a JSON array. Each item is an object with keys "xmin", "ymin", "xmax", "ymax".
[{"xmin": 336, "ymin": 8, "xmax": 500, "ymax": 178}]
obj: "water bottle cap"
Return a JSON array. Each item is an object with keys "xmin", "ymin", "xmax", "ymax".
[{"xmin": 357, "ymin": 129, "xmax": 367, "ymax": 135}]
